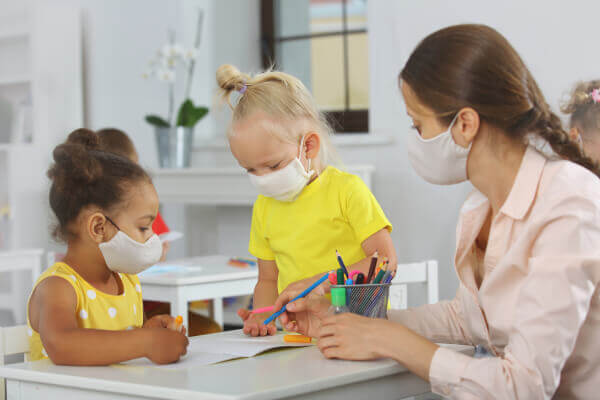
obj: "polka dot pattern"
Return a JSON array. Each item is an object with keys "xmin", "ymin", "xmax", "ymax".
[
  {"xmin": 108, "ymin": 307, "xmax": 117, "ymax": 318},
  {"xmin": 70, "ymin": 274, "xmax": 77, "ymax": 282},
  {"xmin": 79, "ymin": 309, "xmax": 88, "ymax": 320},
  {"xmin": 87, "ymin": 289, "xmax": 96, "ymax": 300},
  {"xmin": 135, "ymin": 284, "xmax": 141, "ymax": 293},
  {"xmin": 133, "ymin": 304, "xmax": 137, "ymax": 315}
]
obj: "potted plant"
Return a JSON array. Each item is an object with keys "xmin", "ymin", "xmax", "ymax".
[{"xmin": 143, "ymin": 10, "xmax": 208, "ymax": 168}]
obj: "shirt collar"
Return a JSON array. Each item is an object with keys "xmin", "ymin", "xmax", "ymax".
[{"xmin": 499, "ymin": 146, "xmax": 546, "ymax": 220}]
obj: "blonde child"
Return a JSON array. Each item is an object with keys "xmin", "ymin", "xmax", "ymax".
[
  {"xmin": 562, "ymin": 80, "xmax": 600, "ymax": 161},
  {"xmin": 216, "ymin": 64, "xmax": 397, "ymax": 336},
  {"xmin": 27, "ymin": 129, "xmax": 188, "ymax": 365},
  {"xmin": 96, "ymin": 127, "xmax": 221, "ymax": 336}
]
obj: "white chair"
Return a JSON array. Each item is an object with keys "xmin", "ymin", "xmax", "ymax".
[
  {"xmin": 0, "ymin": 249, "xmax": 44, "ymax": 325},
  {"xmin": 0, "ymin": 325, "xmax": 29, "ymax": 400},
  {"xmin": 390, "ymin": 260, "xmax": 439, "ymax": 310}
]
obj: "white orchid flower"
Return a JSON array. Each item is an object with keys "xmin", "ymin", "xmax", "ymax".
[
  {"xmin": 183, "ymin": 47, "xmax": 199, "ymax": 61},
  {"xmin": 160, "ymin": 43, "xmax": 184, "ymax": 59},
  {"xmin": 157, "ymin": 68, "xmax": 175, "ymax": 82},
  {"xmin": 172, "ymin": 43, "xmax": 185, "ymax": 57}
]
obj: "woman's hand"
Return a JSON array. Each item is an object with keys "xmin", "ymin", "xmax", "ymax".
[
  {"xmin": 238, "ymin": 308, "xmax": 277, "ymax": 336},
  {"xmin": 317, "ymin": 313, "xmax": 386, "ymax": 360},
  {"xmin": 278, "ymin": 295, "xmax": 330, "ymax": 337},
  {"xmin": 274, "ymin": 273, "xmax": 331, "ymax": 309}
]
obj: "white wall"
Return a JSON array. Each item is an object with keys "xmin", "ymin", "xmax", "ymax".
[{"xmin": 58, "ymin": 0, "xmax": 600, "ymax": 302}]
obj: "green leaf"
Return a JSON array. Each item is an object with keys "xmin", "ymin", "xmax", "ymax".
[
  {"xmin": 145, "ymin": 115, "xmax": 170, "ymax": 128},
  {"xmin": 176, "ymin": 99, "xmax": 209, "ymax": 128}
]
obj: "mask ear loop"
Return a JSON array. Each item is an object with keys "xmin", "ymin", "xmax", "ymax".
[
  {"xmin": 299, "ymin": 134, "xmax": 314, "ymax": 175},
  {"xmin": 104, "ymin": 215, "xmax": 121, "ymax": 231}
]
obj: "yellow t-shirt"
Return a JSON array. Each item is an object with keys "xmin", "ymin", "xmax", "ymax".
[
  {"xmin": 26, "ymin": 262, "xmax": 144, "ymax": 361},
  {"xmin": 249, "ymin": 166, "xmax": 392, "ymax": 293}
]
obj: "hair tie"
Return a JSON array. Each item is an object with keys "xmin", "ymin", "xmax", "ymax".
[
  {"xmin": 591, "ymin": 88, "xmax": 600, "ymax": 104},
  {"xmin": 238, "ymin": 82, "xmax": 247, "ymax": 94}
]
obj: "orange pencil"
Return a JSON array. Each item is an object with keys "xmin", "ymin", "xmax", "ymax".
[
  {"xmin": 173, "ymin": 315, "xmax": 183, "ymax": 332},
  {"xmin": 284, "ymin": 334, "xmax": 312, "ymax": 343}
]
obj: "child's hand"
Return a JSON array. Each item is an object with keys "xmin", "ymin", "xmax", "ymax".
[
  {"xmin": 144, "ymin": 328, "xmax": 189, "ymax": 364},
  {"xmin": 159, "ymin": 241, "xmax": 170, "ymax": 262},
  {"xmin": 237, "ymin": 308, "xmax": 277, "ymax": 336},
  {"xmin": 143, "ymin": 314, "xmax": 187, "ymax": 335}
]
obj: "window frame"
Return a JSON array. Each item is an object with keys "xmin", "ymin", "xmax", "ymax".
[{"xmin": 260, "ymin": 0, "xmax": 369, "ymax": 133}]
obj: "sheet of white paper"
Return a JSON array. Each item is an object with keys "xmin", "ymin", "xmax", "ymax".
[
  {"xmin": 119, "ymin": 351, "xmax": 238, "ymax": 370},
  {"xmin": 117, "ymin": 330, "xmax": 313, "ymax": 370},
  {"xmin": 188, "ymin": 329, "xmax": 314, "ymax": 358},
  {"xmin": 159, "ymin": 231, "xmax": 184, "ymax": 243}
]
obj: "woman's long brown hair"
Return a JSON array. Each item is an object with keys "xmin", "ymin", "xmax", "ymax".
[{"xmin": 400, "ymin": 24, "xmax": 600, "ymax": 177}]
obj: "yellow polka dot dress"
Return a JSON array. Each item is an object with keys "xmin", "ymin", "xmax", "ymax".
[{"xmin": 27, "ymin": 262, "xmax": 144, "ymax": 361}]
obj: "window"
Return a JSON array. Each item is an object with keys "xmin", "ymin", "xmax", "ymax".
[{"xmin": 261, "ymin": 0, "xmax": 369, "ymax": 133}]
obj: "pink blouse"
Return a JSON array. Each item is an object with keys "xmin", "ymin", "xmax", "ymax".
[{"xmin": 390, "ymin": 146, "xmax": 600, "ymax": 399}]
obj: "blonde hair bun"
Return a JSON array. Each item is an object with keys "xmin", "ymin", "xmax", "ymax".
[{"xmin": 216, "ymin": 64, "xmax": 248, "ymax": 95}]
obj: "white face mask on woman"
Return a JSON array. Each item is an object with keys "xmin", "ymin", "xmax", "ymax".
[
  {"xmin": 99, "ymin": 216, "xmax": 162, "ymax": 275},
  {"xmin": 406, "ymin": 114, "xmax": 471, "ymax": 185},
  {"xmin": 248, "ymin": 136, "xmax": 315, "ymax": 201}
]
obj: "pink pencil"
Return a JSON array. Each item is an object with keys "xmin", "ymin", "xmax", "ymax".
[{"xmin": 251, "ymin": 305, "xmax": 275, "ymax": 314}]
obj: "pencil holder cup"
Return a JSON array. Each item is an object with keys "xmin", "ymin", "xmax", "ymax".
[{"xmin": 331, "ymin": 283, "xmax": 391, "ymax": 319}]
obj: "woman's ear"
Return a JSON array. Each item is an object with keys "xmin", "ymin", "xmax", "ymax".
[
  {"xmin": 453, "ymin": 108, "xmax": 480, "ymax": 148},
  {"xmin": 304, "ymin": 132, "xmax": 321, "ymax": 160}
]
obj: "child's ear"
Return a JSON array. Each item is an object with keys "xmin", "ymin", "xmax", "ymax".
[
  {"xmin": 88, "ymin": 213, "xmax": 109, "ymax": 244},
  {"xmin": 304, "ymin": 132, "xmax": 321, "ymax": 160}
]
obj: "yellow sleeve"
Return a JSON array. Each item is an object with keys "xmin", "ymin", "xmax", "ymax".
[
  {"xmin": 248, "ymin": 196, "xmax": 276, "ymax": 260},
  {"xmin": 343, "ymin": 175, "xmax": 393, "ymax": 244}
]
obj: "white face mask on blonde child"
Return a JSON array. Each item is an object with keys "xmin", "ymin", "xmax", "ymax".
[{"xmin": 248, "ymin": 135, "xmax": 315, "ymax": 201}]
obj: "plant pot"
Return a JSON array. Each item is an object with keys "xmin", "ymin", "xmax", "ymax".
[{"xmin": 155, "ymin": 126, "xmax": 194, "ymax": 168}]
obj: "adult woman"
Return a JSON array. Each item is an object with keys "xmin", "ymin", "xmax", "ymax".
[{"xmin": 274, "ymin": 24, "xmax": 600, "ymax": 399}]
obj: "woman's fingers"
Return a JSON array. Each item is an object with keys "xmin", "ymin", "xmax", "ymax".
[{"xmin": 317, "ymin": 335, "xmax": 339, "ymax": 351}]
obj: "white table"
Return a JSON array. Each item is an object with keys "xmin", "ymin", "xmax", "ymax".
[
  {"xmin": 0, "ymin": 343, "xmax": 473, "ymax": 399},
  {"xmin": 139, "ymin": 255, "xmax": 258, "ymax": 330}
]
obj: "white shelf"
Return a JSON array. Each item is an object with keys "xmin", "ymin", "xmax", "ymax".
[
  {"xmin": 150, "ymin": 165, "xmax": 375, "ymax": 205},
  {"xmin": 0, "ymin": 76, "xmax": 30, "ymax": 86}
]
